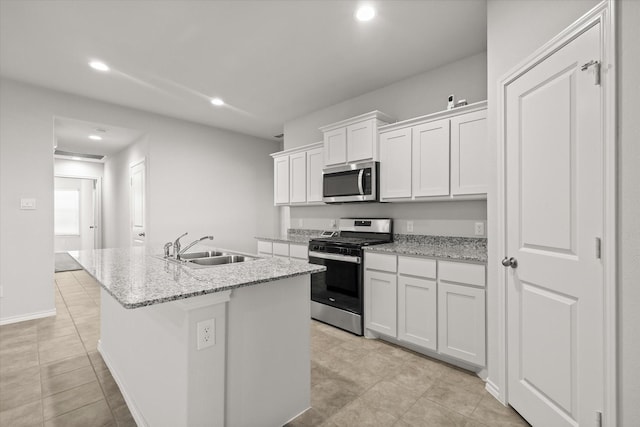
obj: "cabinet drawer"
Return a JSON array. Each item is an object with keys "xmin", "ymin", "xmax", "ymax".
[
  {"xmin": 257, "ymin": 241, "xmax": 272, "ymax": 255},
  {"xmin": 289, "ymin": 243, "xmax": 308, "ymax": 260},
  {"xmin": 398, "ymin": 256, "xmax": 436, "ymax": 279},
  {"xmin": 365, "ymin": 252, "xmax": 397, "ymax": 273},
  {"xmin": 438, "ymin": 261, "xmax": 485, "ymax": 287},
  {"xmin": 273, "ymin": 242, "xmax": 290, "ymax": 257}
]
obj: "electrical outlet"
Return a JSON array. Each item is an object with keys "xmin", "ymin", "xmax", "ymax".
[
  {"xmin": 197, "ymin": 319, "xmax": 215, "ymax": 350},
  {"xmin": 474, "ymin": 222, "xmax": 485, "ymax": 236},
  {"xmin": 407, "ymin": 221, "xmax": 414, "ymax": 233}
]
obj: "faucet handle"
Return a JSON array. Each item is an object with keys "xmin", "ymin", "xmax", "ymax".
[{"xmin": 163, "ymin": 242, "xmax": 173, "ymax": 257}]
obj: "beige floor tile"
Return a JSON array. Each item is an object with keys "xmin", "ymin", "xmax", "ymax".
[
  {"xmin": 41, "ymin": 354, "xmax": 91, "ymax": 379},
  {"xmin": 0, "ymin": 340, "xmax": 38, "ymax": 358},
  {"xmin": 311, "ymin": 376, "xmax": 362, "ymax": 415},
  {"xmin": 0, "ymin": 376, "xmax": 42, "ymax": 412},
  {"xmin": 38, "ymin": 334, "xmax": 85, "ymax": 365},
  {"xmin": 0, "ymin": 331, "xmax": 37, "ymax": 349},
  {"xmin": 439, "ymin": 365, "xmax": 486, "ymax": 393},
  {"xmin": 0, "ymin": 321, "xmax": 38, "ymax": 341},
  {"xmin": 386, "ymin": 362, "xmax": 437, "ymax": 395},
  {"xmin": 401, "ymin": 396, "xmax": 468, "ymax": 427},
  {"xmin": 43, "ymin": 380, "xmax": 104, "ymax": 420},
  {"xmin": 329, "ymin": 397, "xmax": 397, "ymax": 427},
  {"xmin": 423, "ymin": 381, "xmax": 484, "ymax": 417},
  {"xmin": 284, "ymin": 407, "xmax": 326, "ymax": 427},
  {"xmin": 469, "ymin": 395, "xmax": 530, "ymax": 426},
  {"xmin": 0, "ymin": 346, "xmax": 40, "ymax": 374},
  {"xmin": 41, "ymin": 365, "xmax": 96, "ymax": 397},
  {"xmin": 81, "ymin": 333, "xmax": 100, "ymax": 352},
  {"xmin": 37, "ymin": 323, "xmax": 77, "ymax": 342},
  {"xmin": 0, "ymin": 399, "xmax": 43, "ymax": 427},
  {"xmin": 0, "ymin": 365, "xmax": 40, "ymax": 389},
  {"xmin": 87, "ymin": 351, "xmax": 109, "ymax": 373},
  {"xmin": 43, "ymin": 398, "xmax": 114, "ymax": 427},
  {"xmin": 359, "ymin": 380, "xmax": 424, "ymax": 417}
]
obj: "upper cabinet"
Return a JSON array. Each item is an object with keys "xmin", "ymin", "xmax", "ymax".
[
  {"xmin": 320, "ymin": 111, "xmax": 394, "ymax": 167},
  {"xmin": 271, "ymin": 142, "xmax": 323, "ymax": 206},
  {"xmin": 379, "ymin": 101, "xmax": 487, "ymax": 202}
]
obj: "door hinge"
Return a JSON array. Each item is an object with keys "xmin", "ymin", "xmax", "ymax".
[
  {"xmin": 581, "ymin": 60, "xmax": 601, "ymax": 85},
  {"xmin": 595, "ymin": 237, "xmax": 602, "ymax": 259},
  {"xmin": 596, "ymin": 410, "xmax": 602, "ymax": 427}
]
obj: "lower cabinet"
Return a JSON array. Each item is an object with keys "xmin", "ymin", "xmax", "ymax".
[
  {"xmin": 364, "ymin": 270, "xmax": 397, "ymax": 337},
  {"xmin": 256, "ymin": 240, "xmax": 308, "ymax": 261},
  {"xmin": 364, "ymin": 252, "xmax": 486, "ymax": 367}
]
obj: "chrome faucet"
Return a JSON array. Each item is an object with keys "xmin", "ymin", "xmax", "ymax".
[
  {"xmin": 172, "ymin": 232, "xmax": 189, "ymax": 259},
  {"xmin": 163, "ymin": 242, "xmax": 173, "ymax": 258},
  {"xmin": 177, "ymin": 235, "xmax": 214, "ymax": 260}
]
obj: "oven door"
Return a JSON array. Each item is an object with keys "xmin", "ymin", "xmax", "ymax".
[{"xmin": 308, "ymin": 251, "xmax": 363, "ymax": 315}]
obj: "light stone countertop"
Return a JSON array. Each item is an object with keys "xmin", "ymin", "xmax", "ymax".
[
  {"xmin": 255, "ymin": 229, "xmax": 324, "ymax": 245},
  {"xmin": 364, "ymin": 235, "xmax": 487, "ymax": 263},
  {"xmin": 69, "ymin": 247, "xmax": 325, "ymax": 309}
]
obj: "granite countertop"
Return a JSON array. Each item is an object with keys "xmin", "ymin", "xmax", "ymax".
[
  {"xmin": 69, "ymin": 247, "xmax": 325, "ymax": 309},
  {"xmin": 255, "ymin": 229, "xmax": 324, "ymax": 244},
  {"xmin": 364, "ymin": 235, "xmax": 487, "ymax": 263}
]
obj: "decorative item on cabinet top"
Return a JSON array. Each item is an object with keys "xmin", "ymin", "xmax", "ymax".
[
  {"xmin": 378, "ymin": 100, "xmax": 488, "ymax": 202},
  {"xmin": 319, "ymin": 110, "xmax": 394, "ymax": 167},
  {"xmin": 270, "ymin": 141, "xmax": 324, "ymax": 206}
]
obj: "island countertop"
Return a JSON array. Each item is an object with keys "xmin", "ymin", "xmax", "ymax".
[{"xmin": 69, "ymin": 247, "xmax": 325, "ymax": 309}]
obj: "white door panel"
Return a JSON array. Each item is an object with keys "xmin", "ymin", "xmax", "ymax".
[
  {"xmin": 130, "ymin": 159, "xmax": 146, "ymax": 247},
  {"xmin": 505, "ymin": 22, "xmax": 603, "ymax": 427}
]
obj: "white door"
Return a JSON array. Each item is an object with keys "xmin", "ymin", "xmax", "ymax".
[
  {"xmin": 130, "ymin": 159, "xmax": 146, "ymax": 247},
  {"xmin": 54, "ymin": 177, "xmax": 97, "ymax": 252},
  {"xmin": 398, "ymin": 275, "xmax": 437, "ymax": 351},
  {"xmin": 505, "ymin": 23, "xmax": 603, "ymax": 426},
  {"xmin": 364, "ymin": 270, "xmax": 397, "ymax": 337}
]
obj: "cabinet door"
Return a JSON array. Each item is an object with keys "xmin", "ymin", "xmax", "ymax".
[
  {"xmin": 412, "ymin": 119, "xmax": 450, "ymax": 197},
  {"xmin": 306, "ymin": 147, "xmax": 324, "ymax": 203},
  {"xmin": 346, "ymin": 119, "xmax": 374, "ymax": 162},
  {"xmin": 273, "ymin": 242, "xmax": 290, "ymax": 258},
  {"xmin": 379, "ymin": 128, "xmax": 412, "ymax": 200},
  {"xmin": 289, "ymin": 243, "xmax": 308, "ymax": 260},
  {"xmin": 450, "ymin": 110, "xmax": 488, "ymax": 195},
  {"xmin": 257, "ymin": 240, "xmax": 273, "ymax": 257},
  {"xmin": 398, "ymin": 276, "xmax": 437, "ymax": 351},
  {"xmin": 364, "ymin": 270, "xmax": 397, "ymax": 337},
  {"xmin": 324, "ymin": 128, "xmax": 347, "ymax": 166},
  {"xmin": 437, "ymin": 282, "xmax": 485, "ymax": 366},
  {"xmin": 274, "ymin": 156, "xmax": 290, "ymax": 205},
  {"xmin": 289, "ymin": 152, "xmax": 307, "ymax": 204}
]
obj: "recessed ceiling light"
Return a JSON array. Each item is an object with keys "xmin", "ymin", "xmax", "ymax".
[
  {"xmin": 89, "ymin": 61, "xmax": 110, "ymax": 72},
  {"xmin": 210, "ymin": 98, "xmax": 224, "ymax": 106},
  {"xmin": 355, "ymin": 5, "xmax": 376, "ymax": 21},
  {"xmin": 89, "ymin": 135, "xmax": 102, "ymax": 141}
]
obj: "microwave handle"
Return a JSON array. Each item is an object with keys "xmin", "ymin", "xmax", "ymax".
[{"xmin": 357, "ymin": 169, "xmax": 364, "ymax": 195}]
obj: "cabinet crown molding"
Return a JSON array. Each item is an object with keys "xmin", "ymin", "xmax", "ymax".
[
  {"xmin": 270, "ymin": 141, "xmax": 322, "ymax": 158},
  {"xmin": 319, "ymin": 110, "xmax": 394, "ymax": 132},
  {"xmin": 379, "ymin": 101, "xmax": 488, "ymax": 133}
]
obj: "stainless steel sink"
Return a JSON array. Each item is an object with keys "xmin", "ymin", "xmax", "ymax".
[
  {"xmin": 179, "ymin": 251, "xmax": 224, "ymax": 260},
  {"xmin": 188, "ymin": 255, "xmax": 251, "ymax": 266}
]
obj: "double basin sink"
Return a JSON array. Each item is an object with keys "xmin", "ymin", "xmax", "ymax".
[{"xmin": 160, "ymin": 250, "xmax": 256, "ymax": 268}]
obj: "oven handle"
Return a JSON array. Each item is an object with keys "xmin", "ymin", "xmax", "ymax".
[
  {"xmin": 308, "ymin": 251, "xmax": 361, "ymax": 264},
  {"xmin": 357, "ymin": 169, "xmax": 364, "ymax": 195}
]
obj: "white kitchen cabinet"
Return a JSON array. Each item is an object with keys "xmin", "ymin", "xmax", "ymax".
[
  {"xmin": 320, "ymin": 111, "xmax": 393, "ymax": 167},
  {"xmin": 378, "ymin": 101, "xmax": 487, "ymax": 202},
  {"xmin": 289, "ymin": 151, "xmax": 307, "ymax": 204},
  {"xmin": 398, "ymin": 276, "xmax": 437, "ymax": 351},
  {"xmin": 257, "ymin": 240, "xmax": 273, "ymax": 257},
  {"xmin": 364, "ymin": 270, "xmax": 397, "ymax": 337},
  {"xmin": 380, "ymin": 128, "xmax": 412, "ymax": 199},
  {"xmin": 306, "ymin": 147, "xmax": 323, "ymax": 203},
  {"xmin": 437, "ymin": 261, "xmax": 486, "ymax": 366},
  {"xmin": 270, "ymin": 142, "xmax": 323, "ymax": 206},
  {"xmin": 412, "ymin": 119, "xmax": 450, "ymax": 197},
  {"xmin": 289, "ymin": 243, "xmax": 308, "ymax": 261},
  {"xmin": 273, "ymin": 242, "xmax": 290, "ymax": 259},
  {"xmin": 450, "ymin": 109, "xmax": 488, "ymax": 195},
  {"xmin": 273, "ymin": 156, "xmax": 289, "ymax": 205}
]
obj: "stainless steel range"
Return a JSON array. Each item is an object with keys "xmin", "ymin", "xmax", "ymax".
[{"xmin": 308, "ymin": 218, "xmax": 392, "ymax": 335}]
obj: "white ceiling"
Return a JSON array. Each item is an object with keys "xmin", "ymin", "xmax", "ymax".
[
  {"xmin": 0, "ymin": 0, "xmax": 487, "ymax": 144},
  {"xmin": 54, "ymin": 116, "xmax": 144, "ymax": 158}
]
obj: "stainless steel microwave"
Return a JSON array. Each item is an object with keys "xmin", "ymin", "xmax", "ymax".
[{"xmin": 322, "ymin": 161, "xmax": 379, "ymax": 203}]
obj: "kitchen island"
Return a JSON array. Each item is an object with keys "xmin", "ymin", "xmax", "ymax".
[{"xmin": 70, "ymin": 247, "xmax": 325, "ymax": 427}]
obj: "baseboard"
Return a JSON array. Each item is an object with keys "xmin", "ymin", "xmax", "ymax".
[
  {"xmin": 97, "ymin": 340, "xmax": 149, "ymax": 427},
  {"xmin": 485, "ymin": 379, "xmax": 505, "ymax": 404},
  {"xmin": 0, "ymin": 308, "xmax": 56, "ymax": 326}
]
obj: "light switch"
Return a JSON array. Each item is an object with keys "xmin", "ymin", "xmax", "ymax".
[{"xmin": 20, "ymin": 198, "xmax": 36, "ymax": 210}]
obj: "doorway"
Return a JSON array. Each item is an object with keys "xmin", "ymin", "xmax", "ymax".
[{"xmin": 54, "ymin": 176, "xmax": 101, "ymax": 252}]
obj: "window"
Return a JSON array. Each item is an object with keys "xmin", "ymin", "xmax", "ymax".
[{"xmin": 54, "ymin": 189, "xmax": 80, "ymax": 235}]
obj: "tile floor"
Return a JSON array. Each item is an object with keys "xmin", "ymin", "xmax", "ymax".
[
  {"xmin": 0, "ymin": 270, "xmax": 134, "ymax": 427},
  {"xmin": 1, "ymin": 270, "xmax": 530, "ymax": 427}
]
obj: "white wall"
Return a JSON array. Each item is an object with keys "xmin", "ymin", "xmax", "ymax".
[
  {"xmin": 54, "ymin": 158, "xmax": 104, "ymax": 179},
  {"xmin": 284, "ymin": 52, "xmax": 487, "ymax": 149},
  {"xmin": 617, "ymin": 0, "xmax": 640, "ymax": 424},
  {"xmin": 487, "ymin": 1, "xmax": 640, "ymax": 425},
  {"xmin": 284, "ymin": 53, "xmax": 488, "ymax": 238},
  {"xmin": 0, "ymin": 78, "xmax": 280, "ymax": 324}
]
